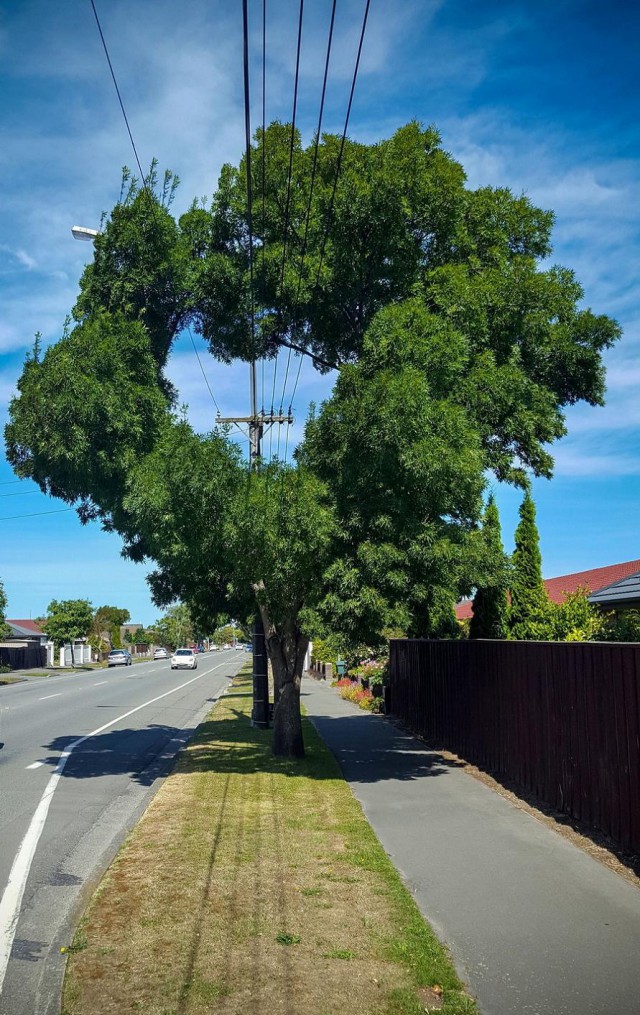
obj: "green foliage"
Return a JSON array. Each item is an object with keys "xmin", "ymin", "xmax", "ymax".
[
  {"xmin": 3, "ymin": 123, "xmax": 620, "ymax": 749},
  {"xmin": 212, "ymin": 624, "xmax": 243, "ymax": 646},
  {"xmin": 552, "ymin": 586, "xmax": 606, "ymax": 641},
  {"xmin": 599, "ymin": 608, "xmax": 640, "ymax": 643},
  {"xmin": 469, "ymin": 494, "xmax": 510, "ymax": 639},
  {"xmin": 509, "ymin": 491, "xmax": 554, "ymax": 640},
  {"xmin": 302, "ymin": 304, "xmax": 488, "ymax": 650},
  {"xmin": 153, "ymin": 604, "xmax": 194, "ymax": 649},
  {"xmin": 5, "ymin": 313, "xmax": 168, "ymax": 519},
  {"xmin": 44, "ymin": 599, "xmax": 93, "ymax": 649},
  {"xmin": 91, "ymin": 605, "xmax": 131, "ymax": 651},
  {"xmin": 0, "ymin": 579, "xmax": 10, "ymax": 640}
]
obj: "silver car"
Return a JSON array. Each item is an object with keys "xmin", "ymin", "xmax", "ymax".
[{"xmin": 107, "ymin": 649, "xmax": 132, "ymax": 667}]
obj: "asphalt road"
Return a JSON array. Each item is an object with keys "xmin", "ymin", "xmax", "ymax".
[{"xmin": 0, "ymin": 649, "xmax": 247, "ymax": 1015}]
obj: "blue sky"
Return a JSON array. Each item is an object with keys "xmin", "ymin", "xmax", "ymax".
[{"xmin": 1, "ymin": 0, "xmax": 639, "ymax": 625}]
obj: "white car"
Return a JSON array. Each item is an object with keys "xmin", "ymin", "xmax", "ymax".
[
  {"xmin": 171, "ymin": 648, "xmax": 198, "ymax": 670},
  {"xmin": 153, "ymin": 647, "xmax": 169, "ymax": 660}
]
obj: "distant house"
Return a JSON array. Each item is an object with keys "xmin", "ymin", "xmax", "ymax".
[
  {"xmin": 456, "ymin": 558, "xmax": 640, "ymax": 621},
  {"xmin": 4, "ymin": 619, "xmax": 91, "ymax": 667},
  {"xmin": 1, "ymin": 619, "xmax": 47, "ymax": 670},
  {"xmin": 5, "ymin": 619, "xmax": 47, "ymax": 644}
]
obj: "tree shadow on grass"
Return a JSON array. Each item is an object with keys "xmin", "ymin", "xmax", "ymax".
[{"xmin": 39, "ymin": 689, "xmax": 462, "ymax": 786}]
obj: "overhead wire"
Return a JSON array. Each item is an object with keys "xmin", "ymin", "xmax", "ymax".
[
  {"xmin": 89, "ymin": 0, "xmax": 239, "ymax": 453},
  {"xmin": 275, "ymin": 0, "xmax": 371, "ymax": 536},
  {"xmin": 0, "ymin": 489, "xmax": 43, "ymax": 498},
  {"xmin": 280, "ymin": 0, "xmax": 338, "ymax": 466},
  {"xmin": 260, "ymin": 0, "xmax": 267, "ymax": 416},
  {"xmin": 269, "ymin": 0, "xmax": 305, "ymax": 464},
  {"xmin": 0, "ymin": 507, "xmax": 75, "ymax": 522},
  {"xmin": 312, "ymin": 0, "xmax": 372, "ymax": 292},
  {"xmin": 279, "ymin": 0, "xmax": 371, "ymax": 472},
  {"xmin": 89, "ymin": 0, "xmax": 149, "ymax": 193},
  {"xmin": 242, "ymin": 0, "xmax": 258, "ymax": 469}
]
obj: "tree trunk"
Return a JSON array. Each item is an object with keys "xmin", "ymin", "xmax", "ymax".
[
  {"xmin": 259, "ymin": 605, "xmax": 308, "ymax": 758},
  {"xmin": 69, "ymin": 641, "xmax": 75, "ymax": 667}
]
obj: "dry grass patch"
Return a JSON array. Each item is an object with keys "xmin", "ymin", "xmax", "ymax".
[{"xmin": 62, "ymin": 674, "xmax": 476, "ymax": 1015}]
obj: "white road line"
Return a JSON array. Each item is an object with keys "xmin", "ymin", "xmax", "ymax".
[
  {"xmin": 0, "ymin": 657, "xmax": 234, "ymax": 994},
  {"xmin": 94, "ymin": 681, "xmax": 107, "ymax": 686},
  {"xmin": 38, "ymin": 694, "xmax": 61, "ymax": 701},
  {"xmin": 25, "ymin": 762, "xmax": 45, "ymax": 770}
]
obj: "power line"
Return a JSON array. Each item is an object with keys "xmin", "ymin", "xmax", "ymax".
[
  {"xmin": 89, "ymin": 0, "xmax": 148, "ymax": 190},
  {"xmin": 0, "ymin": 507, "xmax": 75, "ymax": 522},
  {"xmin": 313, "ymin": 0, "xmax": 372, "ymax": 294},
  {"xmin": 279, "ymin": 0, "xmax": 338, "ymax": 464},
  {"xmin": 269, "ymin": 0, "xmax": 305, "ymax": 463},
  {"xmin": 187, "ymin": 328, "xmax": 221, "ymax": 416},
  {"xmin": 0, "ymin": 490, "xmax": 42, "ymax": 499},
  {"xmin": 0, "ymin": 479, "xmax": 36, "ymax": 487}
]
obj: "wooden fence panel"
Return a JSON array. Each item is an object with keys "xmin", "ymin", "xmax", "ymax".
[{"xmin": 389, "ymin": 638, "xmax": 640, "ymax": 854}]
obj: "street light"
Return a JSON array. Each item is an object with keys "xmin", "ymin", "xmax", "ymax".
[{"xmin": 71, "ymin": 225, "xmax": 100, "ymax": 241}]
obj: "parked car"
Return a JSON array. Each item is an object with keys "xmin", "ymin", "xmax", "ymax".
[
  {"xmin": 107, "ymin": 648, "xmax": 132, "ymax": 667},
  {"xmin": 153, "ymin": 647, "xmax": 169, "ymax": 660},
  {"xmin": 171, "ymin": 648, "xmax": 198, "ymax": 670}
]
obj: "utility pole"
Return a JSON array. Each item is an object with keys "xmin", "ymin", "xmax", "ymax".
[{"xmin": 217, "ymin": 362, "xmax": 293, "ymax": 728}]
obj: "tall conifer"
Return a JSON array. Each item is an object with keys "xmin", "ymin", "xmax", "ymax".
[
  {"xmin": 509, "ymin": 490, "xmax": 552, "ymax": 640},
  {"xmin": 469, "ymin": 494, "xmax": 509, "ymax": 639}
]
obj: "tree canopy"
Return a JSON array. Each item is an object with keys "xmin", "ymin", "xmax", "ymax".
[
  {"xmin": 4, "ymin": 121, "xmax": 620, "ymax": 754},
  {"xmin": 0, "ymin": 579, "xmax": 11, "ymax": 641},
  {"xmin": 44, "ymin": 599, "xmax": 93, "ymax": 665}
]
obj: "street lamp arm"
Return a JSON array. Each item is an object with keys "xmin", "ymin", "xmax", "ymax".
[{"xmin": 71, "ymin": 226, "xmax": 101, "ymax": 241}]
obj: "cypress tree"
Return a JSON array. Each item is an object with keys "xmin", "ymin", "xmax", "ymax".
[
  {"xmin": 509, "ymin": 489, "xmax": 552, "ymax": 640},
  {"xmin": 469, "ymin": 494, "xmax": 509, "ymax": 639}
]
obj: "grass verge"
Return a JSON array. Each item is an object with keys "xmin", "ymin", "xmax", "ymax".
[{"xmin": 62, "ymin": 671, "xmax": 477, "ymax": 1015}]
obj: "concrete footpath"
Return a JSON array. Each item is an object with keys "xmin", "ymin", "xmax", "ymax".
[{"xmin": 302, "ymin": 677, "xmax": 640, "ymax": 1015}]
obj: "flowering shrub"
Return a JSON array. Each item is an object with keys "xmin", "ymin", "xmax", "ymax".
[
  {"xmin": 350, "ymin": 658, "xmax": 388, "ymax": 683},
  {"xmin": 337, "ymin": 680, "xmax": 375, "ymax": 711}
]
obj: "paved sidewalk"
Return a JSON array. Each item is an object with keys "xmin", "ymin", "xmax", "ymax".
[{"xmin": 302, "ymin": 677, "xmax": 640, "ymax": 1015}]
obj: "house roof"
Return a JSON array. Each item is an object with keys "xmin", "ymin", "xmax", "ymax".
[
  {"xmin": 588, "ymin": 571, "xmax": 640, "ymax": 607},
  {"xmin": 456, "ymin": 558, "xmax": 640, "ymax": 621},
  {"xmin": 6, "ymin": 619, "xmax": 45, "ymax": 638}
]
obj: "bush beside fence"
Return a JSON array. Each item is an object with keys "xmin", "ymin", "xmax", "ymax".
[{"xmin": 389, "ymin": 638, "xmax": 640, "ymax": 855}]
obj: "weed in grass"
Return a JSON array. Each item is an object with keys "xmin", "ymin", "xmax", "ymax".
[
  {"xmin": 319, "ymin": 871, "xmax": 359, "ymax": 883},
  {"xmin": 323, "ymin": 949, "xmax": 356, "ymax": 960},
  {"xmin": 186, "ymin": 975, "xmax": 231, "ymax": 1001},
  {"xmin": 276, "ymin": 932, "xmax": 301, "ymax": 945},
  {"xmin": 301, "ymin": 887, "xmax": 323, "ymax": 897}
]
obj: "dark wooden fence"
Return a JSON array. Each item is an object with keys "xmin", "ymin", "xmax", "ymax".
[
  {"xmin": 389, "ymin": 639, "xmax": 640, "ymax": 854},
  {"xmin": 0, "ymin": 642, "xmax": 47, "ymax": 671}
]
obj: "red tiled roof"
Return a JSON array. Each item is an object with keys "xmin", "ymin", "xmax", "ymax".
[
  {"xmin": 456, "ymin": 558, "xmax": 640, "ymax": 621},
  {"xmin": 6, "ymin": 619, "xmax": 44, "ymax": 635}
]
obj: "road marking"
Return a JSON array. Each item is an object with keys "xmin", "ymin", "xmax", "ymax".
[
  {"xmin": 38, "ymin": 694, "xmax": 61, "ymax": 701},
  {"xmin": 26, "ymin": 762, "xmax": 45, "ymax": 770},
  {"xmin": 0, "ymin": 656, "xmax": 236, "ymax": 993},
  {"xmin": 94, "ymin": 681, "xmax": 107, "ymax": 686}
]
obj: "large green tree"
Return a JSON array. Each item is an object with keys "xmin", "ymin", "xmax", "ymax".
[
  {"xmin": 5, "ymin": 123, "xmax": 619, "ymax": 754},
  {"xmin": 44, "ymin": 599, "xmax": 93, "ymax": 666},
  {"xmin": 91, "ymin": 605, "xmax": 131, "ymax": 652}
]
